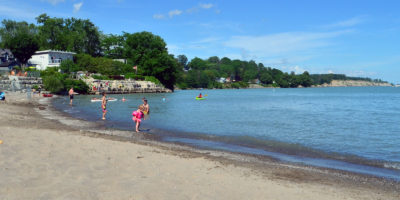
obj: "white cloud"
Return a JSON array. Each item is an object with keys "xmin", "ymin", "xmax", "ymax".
[
  {"xmin": 42, "ymin": 0, "xmax": 65, "ymax": 5},
  {"xmin": 346, "ymin": 70, "xmax": 377, "ymax": 77},
  {"xmin": 282, "ymin": 65, "xmax": 307, "ymax": 74},
  {"xmin": 324, "ymin": 16, "xmax": 365, "ymax": 28},
  {"xmin": 191, "ymin": 37, "xmax": 221, "ymax": 44},
  {"xmin": 153, "ymin": 14, "xmax": 165, "ymax": 20},
  {"xmin": 199, "ymin": 3, "xmax": 213, "ymax": 9},
  {"xmin": 0, "ymin": 4, "xmax": 37, "ymax": 19},
  {"xmin": 73, "ymin": 2, "xmax": 83, "ymax": 13},
  {"xmin": 225, "ymin": 30, "xmax": 352, "ymax": 56},
  {"xmin": 168, "ymin": 9, "xmax": 182, "ymax": 18},
  {"xmin": 155, "ymin": 3, "xmax": 216, "ymax": 20}
]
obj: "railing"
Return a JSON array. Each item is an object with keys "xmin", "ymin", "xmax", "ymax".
[
  {"xmin": 49, "ymin": 59, "xmax": 62, "ymax": 64},
  {"xmin": 27, "ymin": 71, "xmax": 41, "ymax": 78}
]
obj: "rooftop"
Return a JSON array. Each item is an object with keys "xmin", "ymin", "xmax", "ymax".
[{"xmin": 34, "ymin": 50, "xmax": 76, "ymax": 55}]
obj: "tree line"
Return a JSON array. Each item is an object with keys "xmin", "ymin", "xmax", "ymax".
[
  {"xmin": 174, "ymin": 56, "xmax": 313, "ymax": 89},
  {"xmin": 0, "ymin": 14, "xmax": 178, "ymax": 91},
  {"xmin": 0, "ymin": 14, "xmax": 386, "ymax": 92}
]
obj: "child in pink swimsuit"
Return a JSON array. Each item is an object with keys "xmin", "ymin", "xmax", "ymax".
[{"xmin": 132, "ymin": 106, "xmax": 144, "ymax": 132}]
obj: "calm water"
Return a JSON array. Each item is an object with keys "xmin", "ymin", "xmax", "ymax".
[{"xmin": 53, "ymin": 87, "xmax": 400, "ymax": 179}]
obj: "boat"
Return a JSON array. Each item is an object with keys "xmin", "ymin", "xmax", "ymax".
[
  {"xmin": 195, "ymin": 97, "xmax": 206, "ymax": 100},
  {"xmin": 43, "ymin": 93, "xmax": 53, "ymax": 97},
  {"xmin": 91, "ymin": 98, "xmax": 117, "ymax": 102}
]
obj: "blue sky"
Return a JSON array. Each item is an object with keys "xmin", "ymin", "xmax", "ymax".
[{"xmin": 1, "ymin": 0, "xmax": 400, "ymax": 83}]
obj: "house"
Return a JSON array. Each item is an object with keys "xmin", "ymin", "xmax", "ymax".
[
  {"xmin": 28, "ymin": 50, "xmax": 76, "ymax": 70},
  {"xmin": 113, "ymin": 59, "xmax": 127, "ymax": 64},
  {"xmin": 0, "ymin": 49, "xmax": 17, "ymax": 71},
  {"xmin": 218, "ymin": 77, "xmax": 226, "ymax": 83}
]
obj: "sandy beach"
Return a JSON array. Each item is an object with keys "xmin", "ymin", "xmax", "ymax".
[{"xmin": 0, "ymin": 92, "xmax": 399, "ymax": 200}]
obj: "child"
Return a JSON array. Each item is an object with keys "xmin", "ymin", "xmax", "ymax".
[{"xmin": 132, "ymin": 105, "xmax": 144, "ymax": 132}]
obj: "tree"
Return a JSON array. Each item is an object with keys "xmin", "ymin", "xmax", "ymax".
[
  {"xmin": 124, "ymin": 31, "xmax": 179, "ymax": 90},
  {"xmin": 0, "ymin": 20, "xmax": 39, "ymax": 70},
  {"xmin": 36, "ymin": 14, "xmax": 101, "ymax": 56},
  {"xmin": 42, "ymin": 73, "xmax": 64, "ymax": 93},
  {"xmin": 208, "ymin": 56, "xmax": 220, "ymax": 64},
  {"xmin": 298, "ymin": 71, "xmax": 313, "ymax": 87},
  {"xmin": 259, "ymin": 71, "xmax": 273, "ymax": 84},
  {"xmin": 177, "ymin": 54, "xmax": 188, "ymax": 69},
  {"xmin": 188, "ymin": 57, "xmax": 207, "ymax": 70},
  {"xmin": 100, "ymin": 34, "xmax": 125, "ymax": 58},
  {"xmin": 60, "ymin": 59, "xmax": 80, "ymax": 73}
]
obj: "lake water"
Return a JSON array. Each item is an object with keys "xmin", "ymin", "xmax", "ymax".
[{"xmin": 53, "ymin": 87, "xmax": 400, "ymax": 180}]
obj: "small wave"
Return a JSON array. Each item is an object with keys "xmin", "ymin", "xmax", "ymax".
[
  {"xmin": 384, "ymin": 162, "xmax": 400, "ymax": 170},
  {"xmin": 63, "ymin": 109, "xmax": 80, "ymax": 114}
]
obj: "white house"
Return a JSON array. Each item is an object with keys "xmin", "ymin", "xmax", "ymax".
[{"xmin": 28, "ymin": 50, "xmax": 75, "ymax": 70}]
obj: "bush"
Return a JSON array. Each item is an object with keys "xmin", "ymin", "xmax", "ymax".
[
  {"xmin": 60, "ymin": 60, "xmax": 80, "ymax": 73},
  {"xmin": 63, "ymin": 79, "xmax": 89, "ymax": 94},
  {"xmin": 40, "ymin": 67, "xmax": 61, "ymax": 77},
  {"xmin": 144, "ymin": 76, "xmax": 161, "ymax": 85},
  {"xmin": 92, "ymin": 74, "xmax": 111, "ymax": 80},
  {"xmin": 43, "ymin": 76, "xmax": 64, "ymax": 93},
  {"xmin": 176, "ymin": 82, "xmax": 188, "ymax": 89},
  {"xmin": 124, "ymin": 73, "xmax": 144, "ymax": 80}
]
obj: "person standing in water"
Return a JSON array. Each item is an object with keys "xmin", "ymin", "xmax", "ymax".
[
  {"xmin": 68, "ymin": 87, "xmax": 74, "ymax": 105},
  {"xmin": 141, "ymin": 98, "xmax": 150, "ymax": 120},
  {"xmin": 101, "ymin": 92, "xmax": 107, "ymax": 120}
]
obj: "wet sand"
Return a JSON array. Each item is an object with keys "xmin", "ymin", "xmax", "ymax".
[{"xmin": 0, "ymin": 93, "xmax": 399, "ymax": 199}]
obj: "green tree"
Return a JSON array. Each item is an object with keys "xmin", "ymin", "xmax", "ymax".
[
  {"xmin": 63, "ymin": 79, "xmax": 89, "ymax": 94},
  {"xmin": 123, "ymin": 31, "xmax": 179, "ymax": 90},
  {"xmin": 177, "ymin": 54, "xmax": 188, "ymax": 69},
  {"xmin": 188, "ymin": 57, "xmax": 207, "ymax": 70},
  {"xmin": 36, "ymin": 14, "xmax": 101, "ymax": 56},
  {"xmin": 100, "ymin": 34, "xmax": 125, "ymax": 58},
  {"xmin": 60, "ymin": 59, "xmax": 80, "ymax": 73},
  {"xmin": 259, "ymin": 71, "xmax": 273, "ymax": 84},
  {"xmin": 0, "ymin": 20, "xmax": 39, "ymax": 70},
  {"xmin": 43, "ymin": 75, "xmax": 64, "ymax": 93},
  {"xmin": 208, "ymin": 56, "xmax": 220, "ymax": 64},
  {"xmin": 298, "ymin": 71, "xmax": 313, "ymax": 87}
]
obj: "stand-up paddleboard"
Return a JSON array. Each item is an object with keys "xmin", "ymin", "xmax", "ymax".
[{"xmin": 91, "ymin": 98, "xmax": 117, "ymax": 102}]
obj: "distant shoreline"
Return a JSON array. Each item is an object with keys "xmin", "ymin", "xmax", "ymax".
[{"xmin": 175, "ymin": 79, "xmax": 393, "ymax": 90}]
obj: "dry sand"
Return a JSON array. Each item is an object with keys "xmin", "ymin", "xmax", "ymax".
[{"xmin": 0, "ymin": 92, "xmax": 399, "ymax": 200}]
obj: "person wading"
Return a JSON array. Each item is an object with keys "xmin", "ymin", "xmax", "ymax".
[
  {"xmin": 69, "ymin": 87, "xmax": 74, "ymax": 105},
  {"xmin": 101, "ymin": 92, "xmax": 107, "ymax": 120}
]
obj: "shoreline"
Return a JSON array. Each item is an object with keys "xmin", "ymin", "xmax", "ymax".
[
  {"xmin": 1, "ymin": 93, "xmax": 400, "ymax": 199},
  {"xmin": 26, "ymin": 97, "xmax": 400, "ymax": 185},
  {"xmin": 51, "ymin": 93, "xmax": 400, "ymax": 180}
]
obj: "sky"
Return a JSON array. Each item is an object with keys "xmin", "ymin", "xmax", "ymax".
[{"xmin": 1, "ymin": 0, "xmax": 400, "ymax": 83}]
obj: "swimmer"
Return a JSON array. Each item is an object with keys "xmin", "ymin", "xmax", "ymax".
[
  {"xmin": 122, "ymin": 97, "xmax": 126, "ymax": 102},
  {"xmin": 132, "ymin": 105, "xmax": 144, "ymax": 132},
  {"xmin": 101, "ymin": 92, "xmax": 107, "ymax": 120}
]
